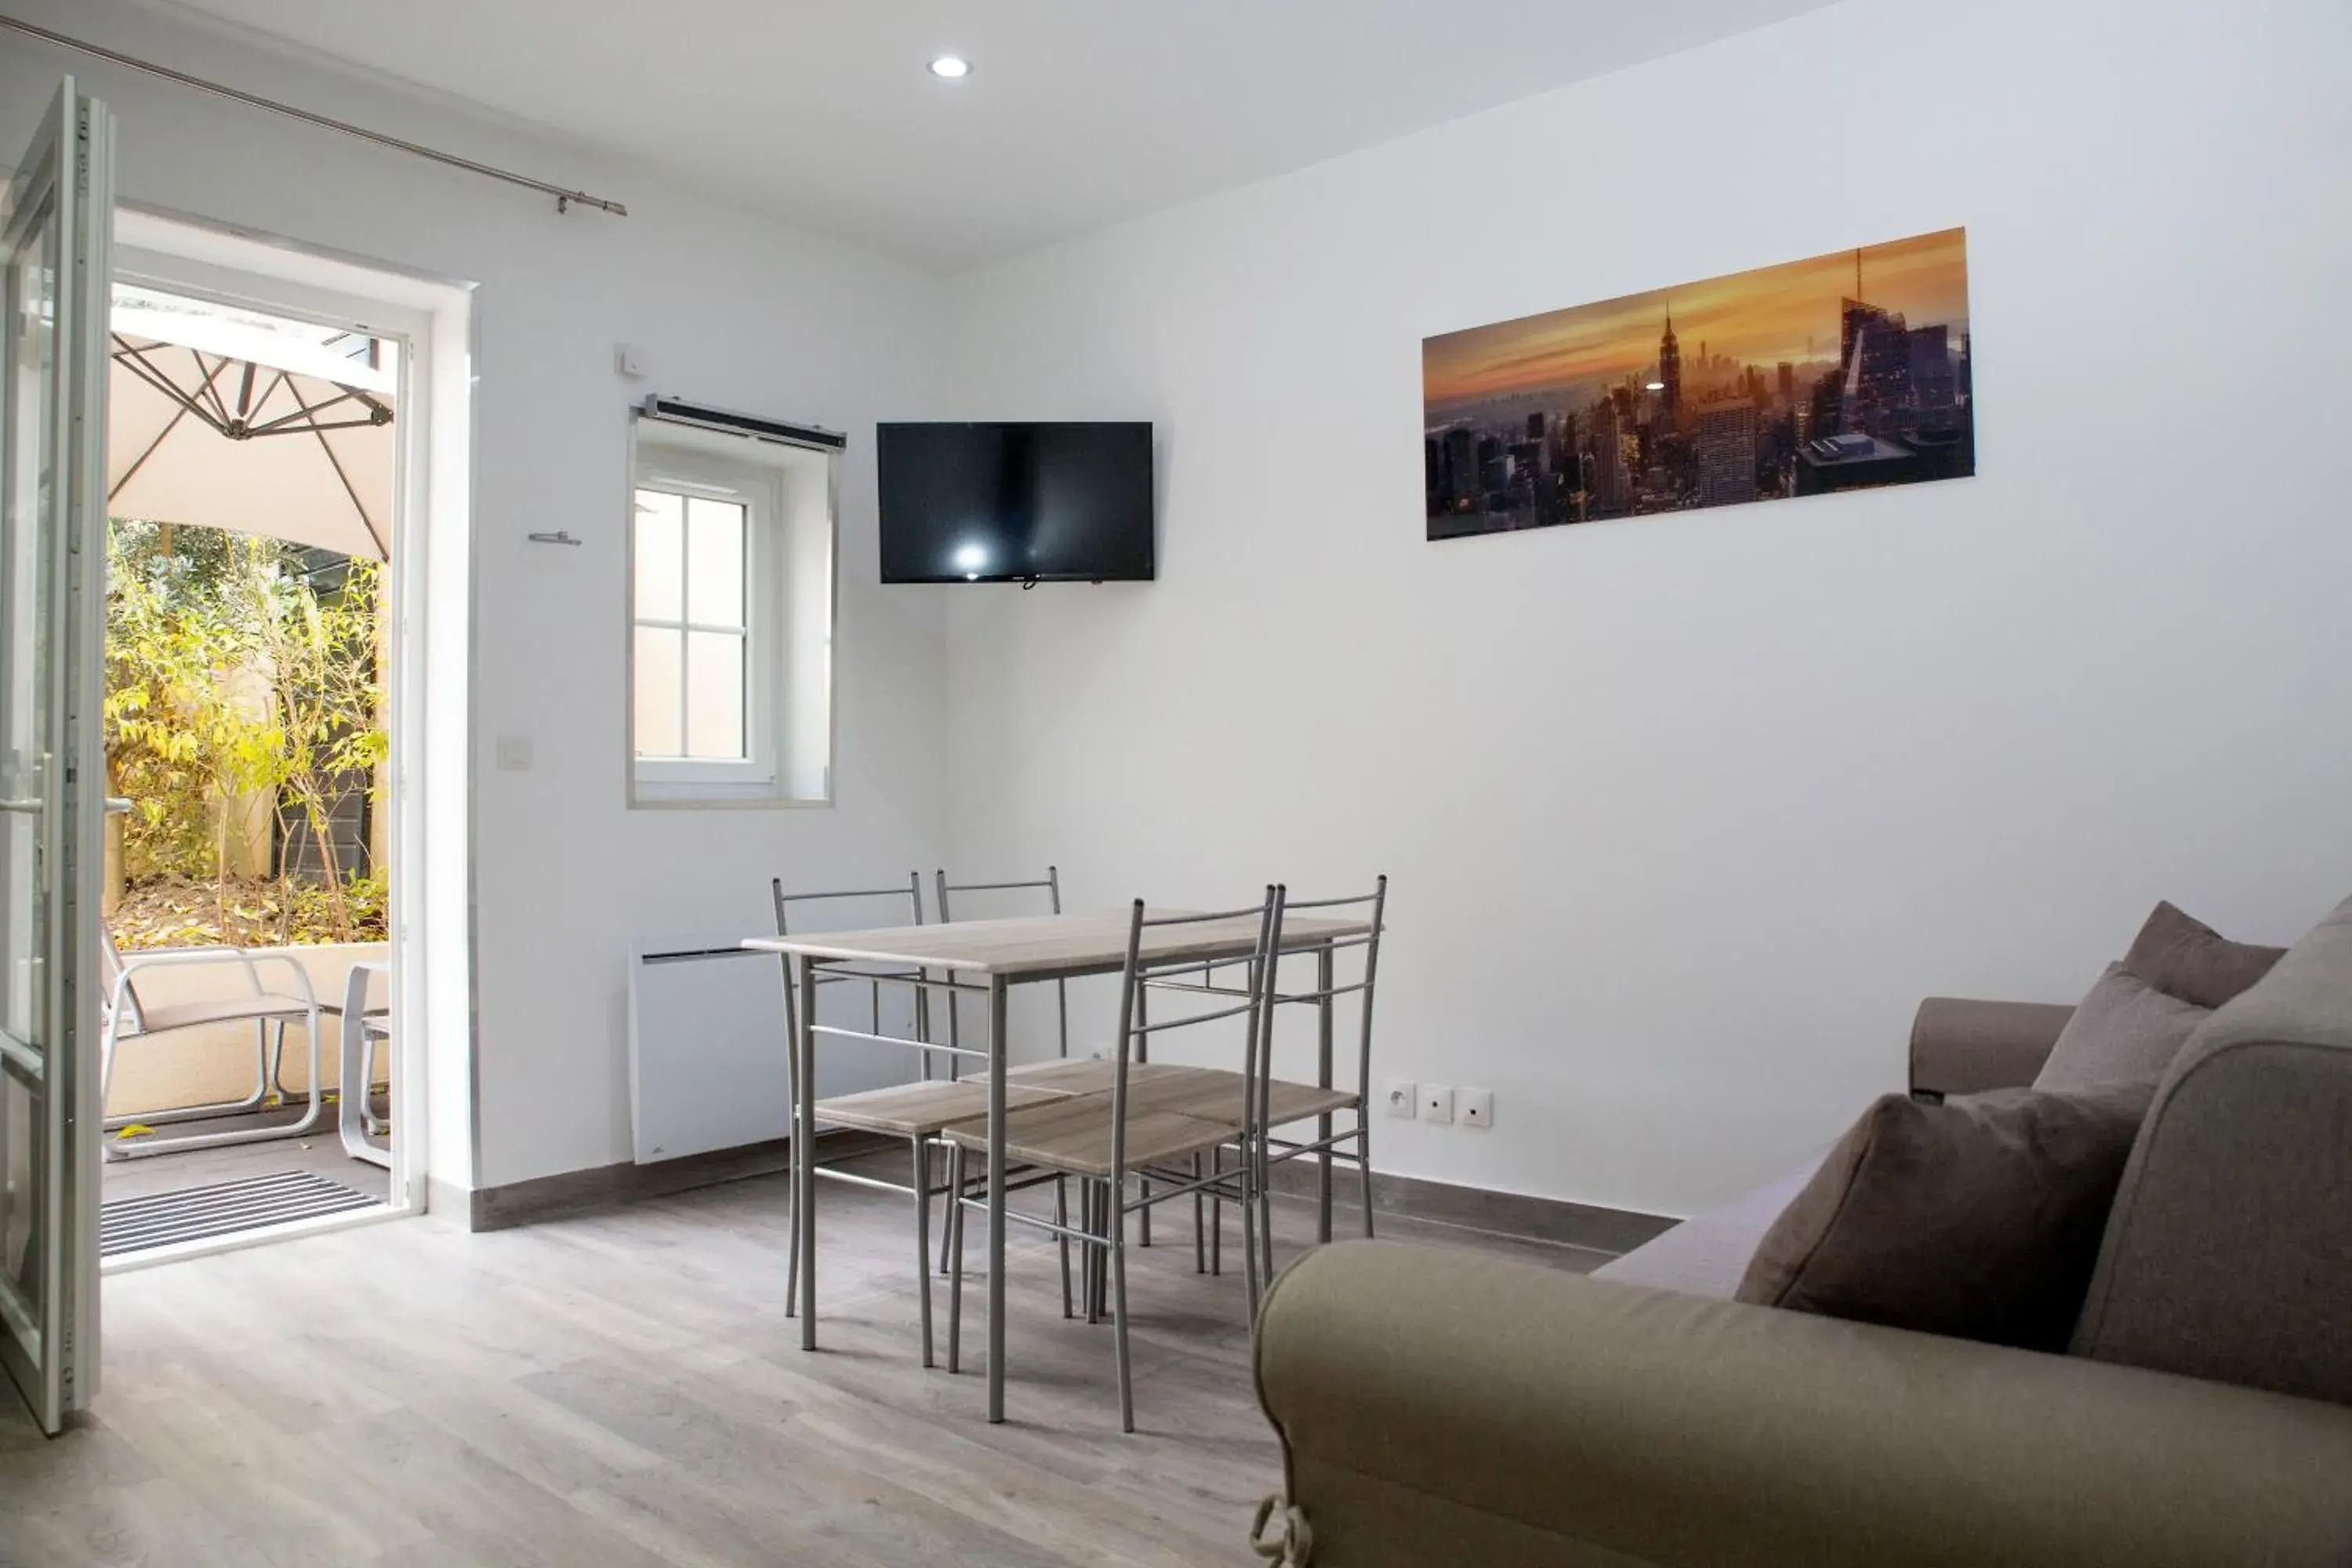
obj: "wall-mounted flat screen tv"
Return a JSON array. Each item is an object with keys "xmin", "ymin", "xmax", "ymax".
[{"xmin": 877, "ymin": 422, "xmax": 1154, "ymax": 584}]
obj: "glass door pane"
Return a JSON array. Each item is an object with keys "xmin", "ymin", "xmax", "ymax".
[{"xmin": 0, "ymin": 78, "xmax": 113, "ymax": 1436}]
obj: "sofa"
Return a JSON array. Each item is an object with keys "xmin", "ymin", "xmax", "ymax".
[{"xmin": 1251, "ymin": 896, "xmax": 2352, "ymax": 1566}]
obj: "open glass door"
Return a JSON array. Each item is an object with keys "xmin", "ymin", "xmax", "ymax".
[{"xmin": 0, "ymin": 78, "xmax": 114, "ymax": 1434}]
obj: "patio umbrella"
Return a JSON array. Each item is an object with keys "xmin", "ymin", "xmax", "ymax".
[{"xmin": 107, "ymin": 304, "xmax": 397, "ymax": 562}]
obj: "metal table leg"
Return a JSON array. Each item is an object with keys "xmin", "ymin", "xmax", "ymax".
[
  {"xmin": 797, "ymin": 953, "xmax": 818, "ymax": 1347},
  {"xmin": 1316, "ymin": 940, "xmax": 1335, "ymax": 1245},
  {"xmin": 913, "ymin": 1135, "xmax": 934, "ymax": 1368},
  {"xmin": 986, "ymin": 975, "xmax": 1009, "ymax": 1423}
]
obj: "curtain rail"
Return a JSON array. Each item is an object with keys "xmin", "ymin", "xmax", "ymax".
[{"xmin": 1, "ymin": 13, "xmax": 629, "ymax": 216}]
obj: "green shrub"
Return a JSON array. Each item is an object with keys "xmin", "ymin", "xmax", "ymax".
[{"xmin": 106, "ymin": 520, "xmax": 387, "ymax": 945}]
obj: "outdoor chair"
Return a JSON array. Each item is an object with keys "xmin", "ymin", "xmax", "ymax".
[{"xmin": 100, "ymin": 930, "xmax": 327, "ymax": 1160}]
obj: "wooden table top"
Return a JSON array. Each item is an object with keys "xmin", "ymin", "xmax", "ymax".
[{"xmin": 742, "ymin": 909, "xmax": 1367, "ymax": 980}]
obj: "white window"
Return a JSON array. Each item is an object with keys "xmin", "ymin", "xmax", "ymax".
[{"xmin": 630, "ymin": 423, "xmax": 833, "ymax": 804}]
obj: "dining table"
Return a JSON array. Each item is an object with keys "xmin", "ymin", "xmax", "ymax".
[{"xmin": 743, "ymin": 906, "xmax": 1369, "ymax": 1423}]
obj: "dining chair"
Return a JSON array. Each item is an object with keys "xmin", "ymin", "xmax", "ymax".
[
  {"xmin": 100, "ymin": 931, "xmax": 328, "ymax": 1160},
  {"xmin": 1240, "ymin": 877, "xmax": 1389, "ymax": 1283},
  {"xmin": 934, "ymin": 865, "xmax": 1071, "ymax": 1067},
  {"xmin": 943, "ymin": 891, "xmax": 1279, "ymax": 1432},
  {"xmin": 931, "ymin": 866, "xmax": 1087, "ymax": 1294},
  {"xmin": 772, "ymin": 874, "xmax": 1080, "ymax": 1367},
  {"xmin": 1077, "ymin": 877, "xmax": 1387, "ymax": 1287}
]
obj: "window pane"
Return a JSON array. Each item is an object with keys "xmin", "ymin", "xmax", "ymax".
[
  {"xmin": 685, "ymin": 495, "xmax": 746, "ymax": 628},
  {"xmin": 684, "ymin": 630, "xmax": 746, "ymax": 760},
  {"xmin": 633, "ymin": 626, "xmax": 682, "ymax": 757},
  {"xmin": 634, "ymin": 489, "xmax": 682, "ymax": 620}
]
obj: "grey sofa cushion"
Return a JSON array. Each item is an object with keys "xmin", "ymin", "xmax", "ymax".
[
  {"xmin": 2034, "ymin": 964, "xmax": 2209, "ymax": 1095},
  {"xmin": 2123, "ymin": 900, "xmax": 2288, "ymax": 1011},
  {"xmin": 1735, "ymin": 1088, "xmax": 2143, "ymax": 1351},
  {"xmin": 2072, "ymin": 895, "xmax": 2352, "ymax": 1406}
]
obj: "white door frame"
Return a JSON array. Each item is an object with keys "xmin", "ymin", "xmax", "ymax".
[{"xmin": 100, "ymin": 209, "xmax": 475, "ymax": 1265}]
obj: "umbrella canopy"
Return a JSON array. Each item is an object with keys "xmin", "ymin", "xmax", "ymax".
[{"xmin": 107, "ymin": 302, "xmax": 397, "ymax": 562}]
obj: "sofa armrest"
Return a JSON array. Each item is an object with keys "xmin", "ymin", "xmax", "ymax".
[
  {"xmin": 1255, "ymin": 1241, "xmax": 2352, "ymax": 1568},
  {"xmin": 1907, "ymin": 996, "xmax": 2073, "ymax": 1098},
  {"xmin": 2072, "ymin": 895, "xmax": 2352, "ymax": 1404}
]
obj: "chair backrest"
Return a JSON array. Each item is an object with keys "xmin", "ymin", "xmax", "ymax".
[
  {"xmin": 935, "ymin": 866, "xmax": 1069, "ymax": 1061},
  {"xmin": 100, "ymin": 928, "xmax": 145, "ymax": 1033},
  {"xmin": 934, "ymin": 866, "xmax": 1062, "ymax": 924},
  {"xmin": 1258, "ymin": 878, "xmax": 1388, "ymax": 1121},
  {"xmin": 770, "ymin": 873, "xmax": 924, "ymax": 939},
  {"xmin": 769, "ymin": 873, "xmax": 929, "ymax": 1060},
  {"xmin": 1109, "ymin": 891, "xmax": 1283, "ymax": 1181}
]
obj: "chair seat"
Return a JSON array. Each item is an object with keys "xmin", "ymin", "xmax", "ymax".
[
  {"xmin": 972, "ymin": 1058, "xmax": 1198, "ymax": 1096},
  {"xmin": 813, "ymin": 1078, "xmax": 1062, "ymax": 1138},
  {"xmin": 1115, "ymin": 1065, "xmax": 1360, "ymax": 1127},
  {"xmin": 125, "ymin": 994, "xmax": 316, "ymax": 1035},
  {"xmin": 944, "ymin": 1093, "xmax": 1239, "ymax": 1179}
]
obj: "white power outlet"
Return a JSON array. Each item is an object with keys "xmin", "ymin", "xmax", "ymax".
[
  {"xmin": 1459, "ymin": 1088, "xmax": 1494, "ymax": 1129},
  {"xmin": 1381, "ymin": 1078, "xmax": 1417, "ymax": 1120},
  {"xmin": 1421, "ymin": 1084, "xmax": 1454, "ymax": 1125}
]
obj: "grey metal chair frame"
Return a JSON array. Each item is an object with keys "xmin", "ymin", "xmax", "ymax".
[
  {"xmin": 775, "ymin": 874, "xmax": 956, "ymax": 1364},
  {"xmin": 931, "ymin": 866, "xmax": 1080, "ymax": 1294},
  {"xmin": 1102, "ymin": 876, "xmax": 1387, "ymax": 1287},
  {"xmin": 1239, "ymin": 877, "xmax": 1389, "ymax": 1287},
  {"xmin": 934, "ymin": 864, "xmax": 1069, "ymax": 1065},
  {"xmin": 944, "ymin": 891, "xmax": 1278, "ymax": 1432}
]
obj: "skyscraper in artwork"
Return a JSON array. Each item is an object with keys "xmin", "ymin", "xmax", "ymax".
[
  {"xmin": 1839, "ymin": 299, "xmax": 1911, "ymax": 436},
  {"xmin": 1658, "ymin": 310, "xmax": 1682, "ymax": 430},
  {"xmin": 1693, "ymin": 402, "xmax": 1759, "ymax": 506},
  {"xmin": 1907, "ymin": 324, "xmax": 1955, "ymax": 408}
]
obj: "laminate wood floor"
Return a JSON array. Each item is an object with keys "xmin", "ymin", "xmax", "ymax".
[{"xmin": 0, "ymin": 1164, "xmax": 1608, "ymax": 1566}]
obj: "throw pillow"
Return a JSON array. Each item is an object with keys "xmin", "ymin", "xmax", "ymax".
[
  {"xmin": 1736, "ymin": 1088, "xmax": 2143, "ymax": 1351},
  {"xmin": 2122, "ymin": 900, "xmax": 2287, "ymax": 1011},
  {"xmin": 2033, "ymin": 963, "xmax": 2209, "ymax": 1095}
]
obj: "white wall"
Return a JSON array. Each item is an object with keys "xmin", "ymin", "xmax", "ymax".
[
  {"xmin": 2, "ymin": 0, "xmax": 958, "ymax": 1189},
  {"xmin": 942, "ymin": 0, "xmax": 2352, "ymax": 1217}
]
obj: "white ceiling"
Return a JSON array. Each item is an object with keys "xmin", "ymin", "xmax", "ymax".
[{"xmin": 143, "ymin": 0, "xmax": 1833, "ymax": 271}]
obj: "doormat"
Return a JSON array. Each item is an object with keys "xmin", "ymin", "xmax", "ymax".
[{"xmin": 101, "ymin": 1170, "xmax": 380, "ymax": 1257}]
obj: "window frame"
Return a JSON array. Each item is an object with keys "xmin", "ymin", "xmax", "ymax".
[
  {"xmin": 630, "ymin": 450, "xmax": 781, "ymax": 791},
  {"xmin": 626, "ymin": 411, "xmax": 838, "ymax": 810}
]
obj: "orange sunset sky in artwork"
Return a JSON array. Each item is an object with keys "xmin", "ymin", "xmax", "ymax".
[{"xmin": 1424, "ymin": 228, "xmax": 1970, "ymax": 412}]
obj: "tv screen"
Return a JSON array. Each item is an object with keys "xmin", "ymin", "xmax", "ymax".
[{"xmin": 877, "ymin": 422, "xmax": 1154, "ymax": 584}]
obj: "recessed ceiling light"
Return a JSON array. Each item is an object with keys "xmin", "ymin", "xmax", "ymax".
[{"xmin": 929, "ymin": 56, "xmax": 971, "ymax": 79}]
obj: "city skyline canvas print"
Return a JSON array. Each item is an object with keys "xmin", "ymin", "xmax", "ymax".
[{"xmin": 1424, "ymin": 227, "xmax": 1973, "ymax": 541}]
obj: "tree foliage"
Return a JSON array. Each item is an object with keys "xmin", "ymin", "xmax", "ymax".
[{"xmin": 104, "ymin": 520, "xmax": 387, "ymax": 945}]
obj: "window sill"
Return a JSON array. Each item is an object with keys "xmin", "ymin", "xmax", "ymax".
[
  {"xmin": 630, "ymin": 771, "xmax": 829, "ymax": 811},
  {"xmin": 626, "ymin": 793, "xmax": 835, "ymax": 811}
]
